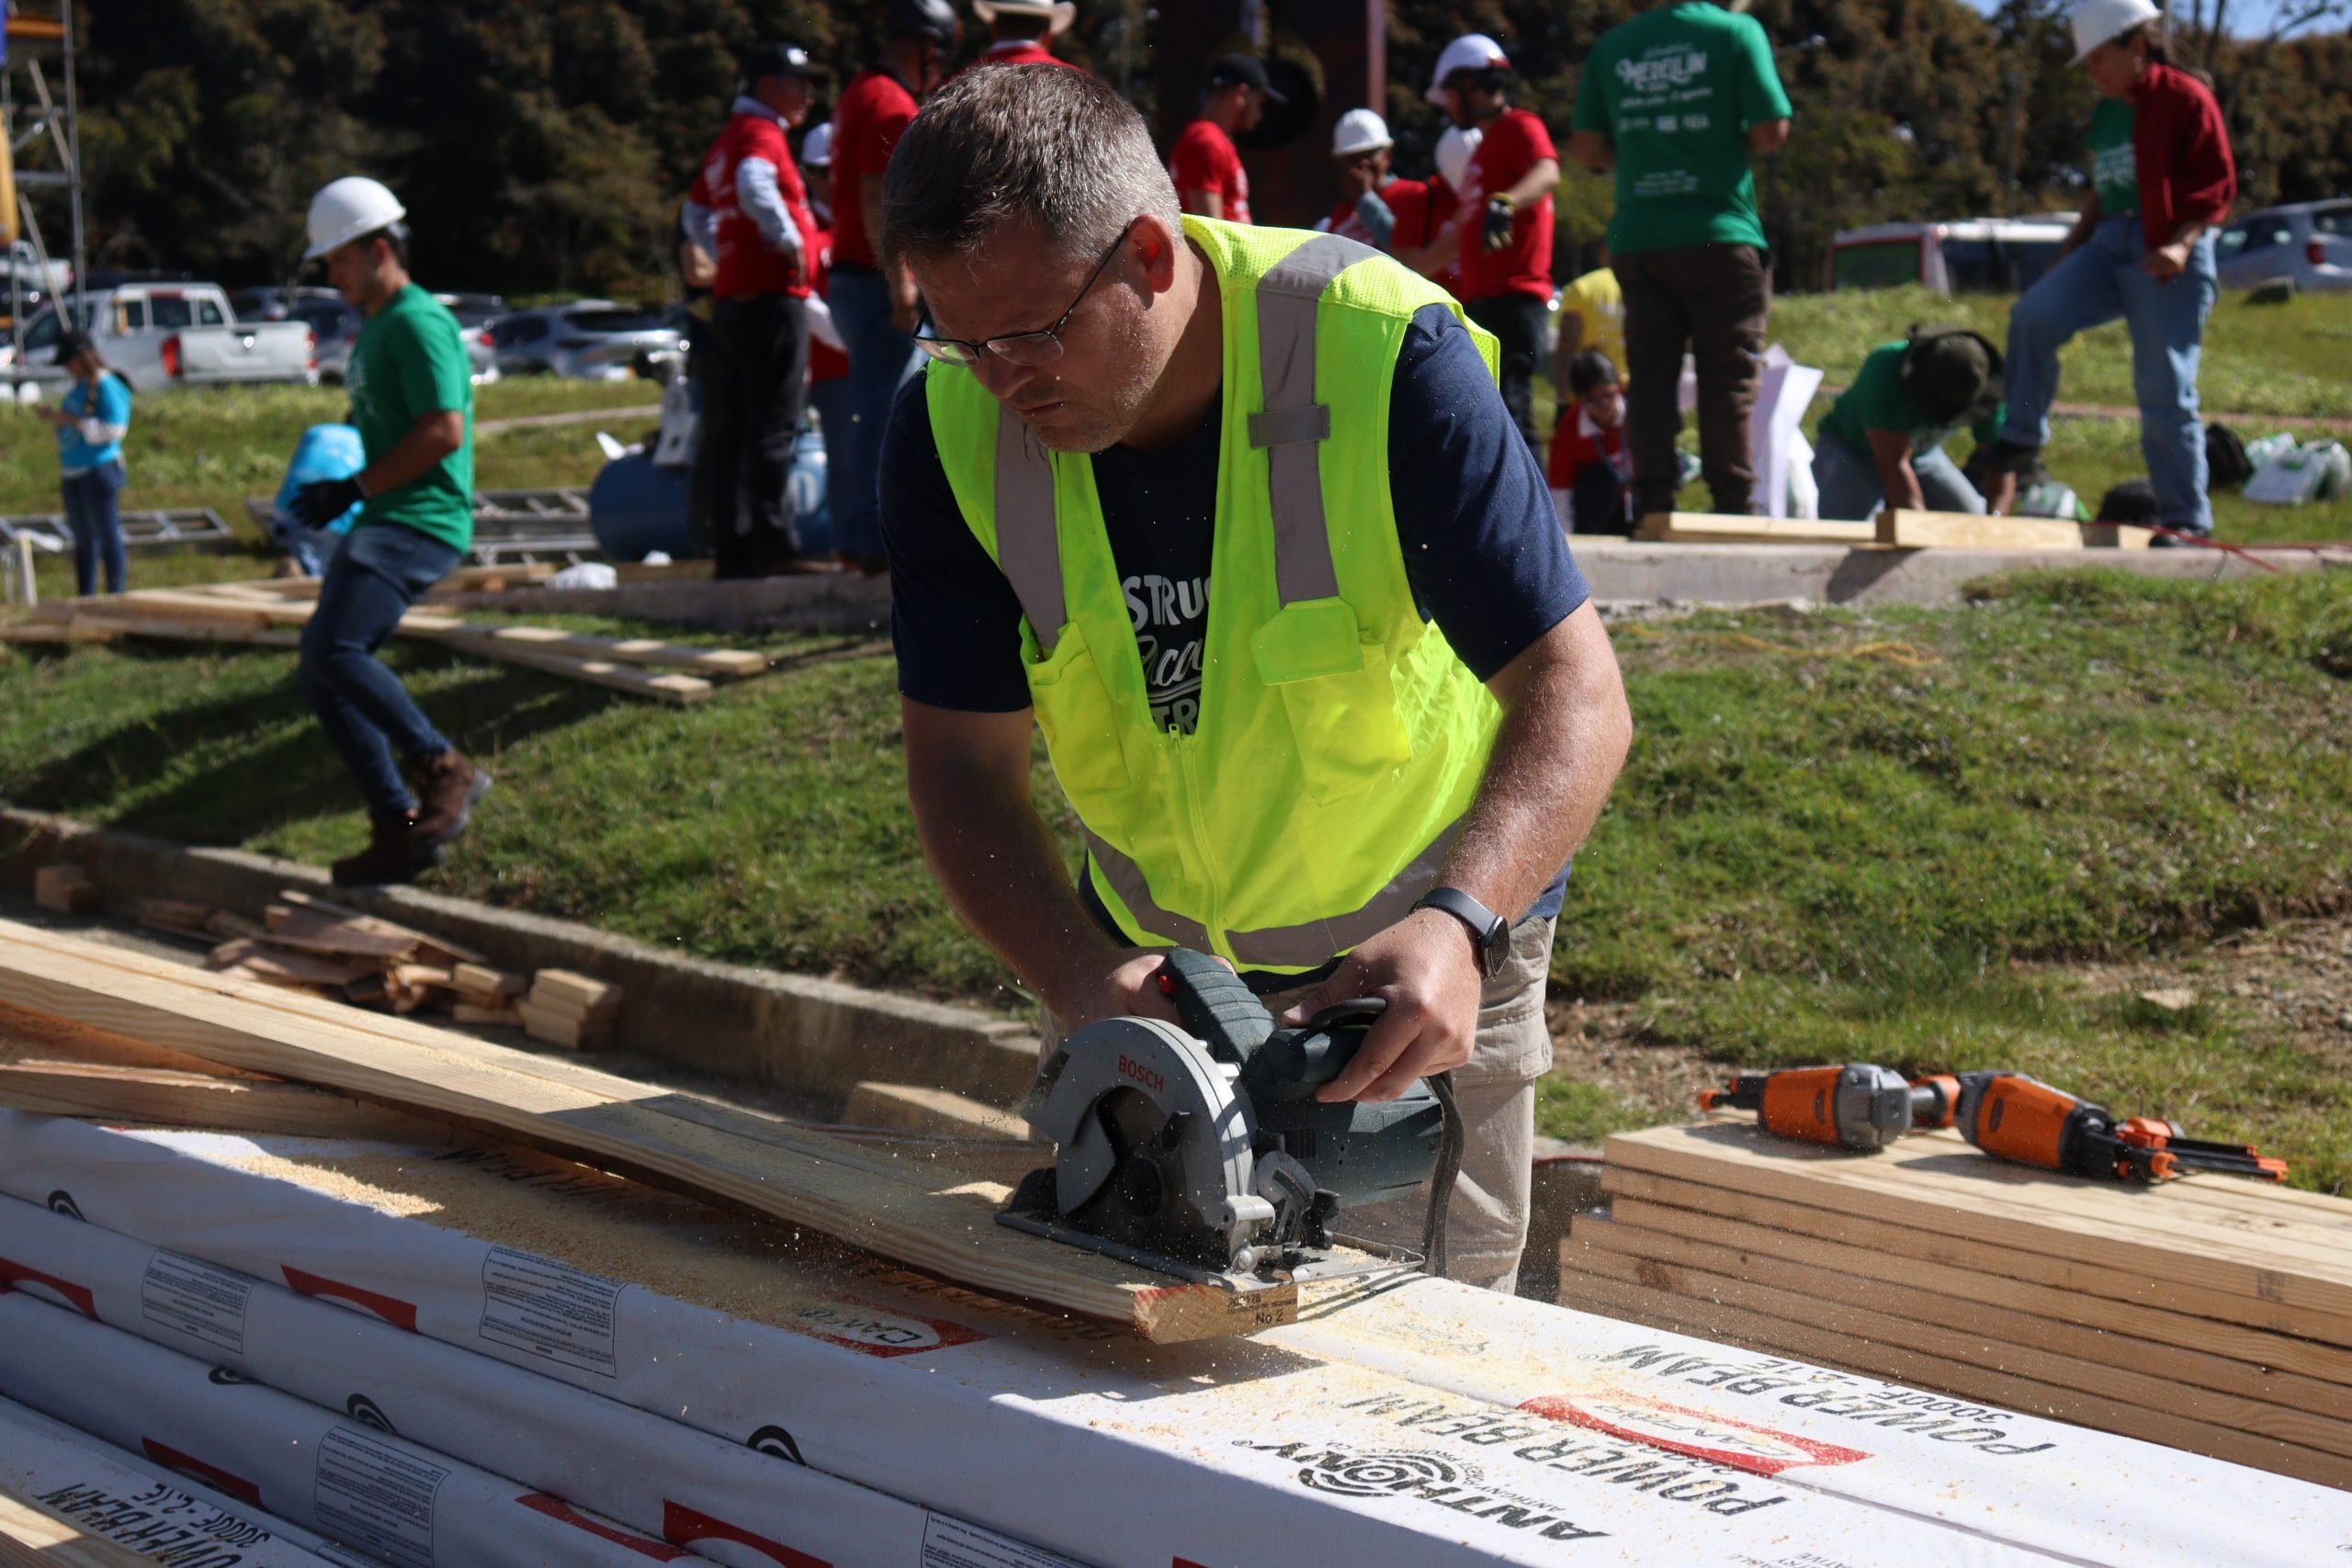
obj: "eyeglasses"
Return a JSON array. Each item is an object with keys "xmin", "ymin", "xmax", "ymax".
[{"xmin": 913, "ymin": 222, "xmax": 1135, "ymax": 369}]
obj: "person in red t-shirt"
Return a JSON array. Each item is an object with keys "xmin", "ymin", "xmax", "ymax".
[
  {"xmin": 1316, "ymin": 109, "xmax": 1434, "ymax": 255},
  {"xmin": 1548, "ymin": 350, "xmax": 1632, "ymax": 536},
  {"xmin": 1170, "ymin": 53, "xmax": 1283, "ymax": 225},
  {"xmin": 1429, "ymin": 33, "xmax": 1558, "ymax": 455},
  {"xmin": 829, "ymin": 0, "xmax": 957, "ymax": 572},
  {"xmin": 972, "ymin": 0, "xmax": 1083, "ymax": 70},
  {"xmin": 684, "ymin": 41, "xmax": 826, "ymax": 578}
]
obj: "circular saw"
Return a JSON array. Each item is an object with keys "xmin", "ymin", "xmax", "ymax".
[{"xmin": 998, "ymin": 951, "xmax": 1458, "ymax": 1286}]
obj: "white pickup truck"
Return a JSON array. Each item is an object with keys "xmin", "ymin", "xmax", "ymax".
[{"xmin": 7, "ymin": 280, "xmax": 318, "ymax": 392}]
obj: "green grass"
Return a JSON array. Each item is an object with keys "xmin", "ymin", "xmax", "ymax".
[
  {"xmin": 1534, "ymin": 284, "xmax": 2352, "ymax": 543},
  {"xmin": 4, "ymin": 570, "xmax": 2347, "ymax": 1187},
  {"xmin": 3, "ymin": 378, "xmax": 659, "ymax": 599}
]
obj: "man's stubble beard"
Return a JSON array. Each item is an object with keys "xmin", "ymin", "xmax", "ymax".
[{"xmin": 1032, "ymin": 300, "xmax": 1165, "ymax": 455}]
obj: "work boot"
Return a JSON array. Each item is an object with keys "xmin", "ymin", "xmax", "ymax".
[
  {"xmin": 409, "ymin": 750, "xmax": 492, "ymax": 850},
  {"xmin": 331, "ymin": 810, "xmax": 443, "ymax": 887}
]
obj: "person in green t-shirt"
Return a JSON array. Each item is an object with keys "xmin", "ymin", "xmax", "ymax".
[
  {"xmin": 285, "ymin": 175, "xmax": 491, "ymax": 888},
  {"xmin": 1813, "ymin": 329, "xmax": 2016, "ymax": 522},
  {"xmin": 1570, "ymin": 0, "xmax": 1790, "ymax": 522}
]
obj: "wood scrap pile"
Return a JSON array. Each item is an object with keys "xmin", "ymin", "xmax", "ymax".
[
  {"xmin": 0, "ymin": 574, "xmax": 772, "ymax": 704},
  {"xmin": 1566, "ymin": 1122, "xmax": 2352, "ymax": 1489},
  {"xmin": 110, "ymin": 887, "xmax": 619, "ymax": 1048}
]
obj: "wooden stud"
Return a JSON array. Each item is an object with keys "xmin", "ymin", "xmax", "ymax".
[
  {"xmin": 527, "ymin": 968, "xmax": 618, "ymax": 1015},
  {"xmin": 515, "ymin": 999, "xmax": 611, "ymax": 1050},
  {"xmin": 1634, "ymin": 513, "xmax": 1880, "ymax": 547},
  {"xmin": 453, "ymin": 1000, "xmax": 524, "ymax": 1027},
  {"xmin": 261, "ymin": 904, "xmax": 418, "ymax": 962},
  {"xmin": 31, "ymin": 865, "xmax": 98, "ymax": 916},
  {"xmin": 1875, "ymin": 509, "xmax": 2090, "ymax": 550},
  {"xmin": 273, "ymin": 891, "xmax": 485, "ymax": 966},
  {"xmin": 451, "ymin": 962, "xmax": 526, "ymax": 998}
]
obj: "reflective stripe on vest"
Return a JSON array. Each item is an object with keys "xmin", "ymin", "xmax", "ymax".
[
  {"xmin": 1083, "ymin": 816, "xmax": 1464, "ymax": 969},
  {"xmin": 989, "ymin": 231, "xmax": 1380, "ymax": 647}
]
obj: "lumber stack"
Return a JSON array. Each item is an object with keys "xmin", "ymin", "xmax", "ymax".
[
  {"xmin": 516, "ymin": 967, "xmax": 619, "ymax": 1049},
  {"xmin": 1633, "ymin": 511, "xmax": 2152, "ymax": 549},
  {"xmin": 0, "ymin": 578, "xmax": 771, "ymax": 704},
  {"xmin": 1565, "ymin": 1122, "xmax": 2352, "ymax": 1489}
]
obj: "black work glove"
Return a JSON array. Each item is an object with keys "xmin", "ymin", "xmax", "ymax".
[
  {"xmin": 288, "ymin": 476, "xmax": 365, "ymax": 529},
  {"xmin": 1481, "ymin": 197, "xmax": 1516, "ymax": 254}
]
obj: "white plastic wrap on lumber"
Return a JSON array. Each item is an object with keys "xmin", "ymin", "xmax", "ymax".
[{"xmin": 3, "ymin": 1116, "xmax": 2347, "ymax": 1566}]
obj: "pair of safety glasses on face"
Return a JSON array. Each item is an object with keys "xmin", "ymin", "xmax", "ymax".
[{"xmin": 912, "ymin": 222, "xmax": 1134, "ymax": 369}]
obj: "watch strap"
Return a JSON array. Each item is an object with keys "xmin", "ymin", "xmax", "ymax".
[{"xmin": 1412, "ymin": 886, "xmax": 1509, "ymax": 978}]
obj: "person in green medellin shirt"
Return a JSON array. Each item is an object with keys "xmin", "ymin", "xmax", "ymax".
[
  {"xmin": 1570, "ymin": 0, "xmax": 1791, "ymax": 521},
  {"xmin": 285, "ymin": 176, "xmax": 492, "ymax": 888},
  {"xmin": 1812, "ymin": 328, "xmax": 2018, "ymax": 521}
]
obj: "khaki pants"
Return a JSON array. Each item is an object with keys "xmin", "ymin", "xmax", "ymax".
[{"xmin": 1035, "ymin": 917, "xmax": 1555, "ymax": 1295}]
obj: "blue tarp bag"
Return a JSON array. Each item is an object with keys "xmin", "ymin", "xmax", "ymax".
[{"xmin": 269, "ymin": 423, "xmax": 367, "ymax": 575}]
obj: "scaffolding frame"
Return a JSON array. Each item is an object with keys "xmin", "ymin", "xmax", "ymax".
[{"xmin": 4, "ymin": 1, "xmax": 88, "ymax": 378}]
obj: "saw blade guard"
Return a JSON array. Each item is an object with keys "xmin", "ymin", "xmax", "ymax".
[{"xmin": 1029, "ymin": 1016, "xmax": 1270, "ymax": 1263}]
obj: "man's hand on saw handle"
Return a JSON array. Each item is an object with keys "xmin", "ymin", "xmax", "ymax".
[
  {"xmin": 1047, "ymin": 949, "xmax": 1190, "ymax": 1035},
  {"xmin": 1281, "ymin": 908, "xmax": 1482, "ymax": 1104}
]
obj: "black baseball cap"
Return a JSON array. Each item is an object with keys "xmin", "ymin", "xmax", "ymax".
[
  {"xmin": 1207, "ymin": 52, "xmax": 1287, "ymax": 102},
  {"xmin": 741, "ymin": 41, "xmax": 829, "ymax": 85}
]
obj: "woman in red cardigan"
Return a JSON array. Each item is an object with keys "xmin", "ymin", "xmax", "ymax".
[{"xmin": 1984, "ymin": 0, "xmax": 2236, "ymax": 538}]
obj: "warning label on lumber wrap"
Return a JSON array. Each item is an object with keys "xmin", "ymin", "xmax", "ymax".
[
  {"xmin": 478, "ymin": 1246, "xmax": 624, "ymax": 1376},
  {"xmin": 313, "ymin": 1427, "xmax": 447, "ymax": 1568},
  {"xmin": 919, "ymin": 1515, "xmax": 1091, "ymax": 1568},
  {"xmin": 142, "ymin": 1248, "xmax": 254, "ymax": 1355}
]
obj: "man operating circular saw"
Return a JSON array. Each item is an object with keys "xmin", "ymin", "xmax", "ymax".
[{"xmin": 877, "ymin": 65, "xmax": 1632, "ymax": 1293}]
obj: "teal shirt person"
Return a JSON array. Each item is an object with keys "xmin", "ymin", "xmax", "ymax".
[
  {"xmin": 1819, "ymin": 340, "xmax": 2006, "ymax": 457},
  {"xmin": 346, "ymin": 283, "xmax": 475, "ymax": 549},
  {"xmin": 2086, "ymin": 98, "xmax": 2139, "ymax": 217},
  {"xmin": 55, "ymin": 371, "xmax": 132, "ymax": 474},
  {"xmin": 1571, "ymin": 1, "xmax": 1792, "ymax": 255}
]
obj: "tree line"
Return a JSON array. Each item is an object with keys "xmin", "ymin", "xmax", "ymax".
[{"xmin": 59, "ymin": 0, "xmax": 2352, "ymax": 299}]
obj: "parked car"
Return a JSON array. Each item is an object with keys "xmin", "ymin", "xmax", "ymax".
[
  {"xmin": 435, "ymin": 292, "xmax": 506, "ymax": 383},
  {"xmin": 290, "ymin": 299, "xmax": 361, "ymax": 383},
  {"xmin": 2216, "ymin": 201, "xmax": 2352, "ymax": 294},
  {"xmin": 8, "ymin": 281, "xmax": 317, "ymax": 391},
  {"xmin": 490, "ymin": 299, "xmax": 680, "ymax": 380},
  {"xmin": 227, "ymin": 284, "xmax": 344, "ymax": 322},
  {"xmin": 1827, "ymin": 217, "xmax": 2074, "ymax": 294}
]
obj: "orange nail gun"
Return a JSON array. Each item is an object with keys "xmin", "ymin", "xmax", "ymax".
[
  {"xmin": 1701, "ymin": 1066, "xmax": 2288, "ymax": 1183},
  {"xmin": 1917, "ymin": 1071, "xmax": 2288, "ymax": 1185}
]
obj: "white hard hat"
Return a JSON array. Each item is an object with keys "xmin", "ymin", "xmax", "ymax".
[
  {"xmin": 304, "ymin": 175, "xmax": 406, "ymax": 261},
  {"xmin": 2072, "ymin": 0, "xmax": 2161, "ymax": 60},
  {"xmin": 1331, "ymin": 108, "xmax": 1393, "ymax": 158},
  {"xmin": 974, "ymin": 0, "xmax": 1076, "ymax": 33},
  {"xmin": 1426, "ymin": 33, "xmax": 1510, "ymax": 106},
  {"xmin": 801, "ymin": 121, "xmax": 834, "ymax": 168},
  {"xmin": 1434, "ymin": 124, "xmax": 1482, "ymax": 191}
]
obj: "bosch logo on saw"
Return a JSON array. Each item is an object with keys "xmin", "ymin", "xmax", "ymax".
[{"xmin": 1116, "ymin": 1055, "xmax": 1165, "ymax": 1095}]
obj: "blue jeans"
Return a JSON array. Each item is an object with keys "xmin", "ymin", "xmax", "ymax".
[
  {"xmin": 297, "ymin": 523, "xmax": 460, "ymax": 820},
  {"xmin": 827, "ymin": 265, "xmax": 922, "ymax": 563},
  {"xmin": 1812, "ymin": 431, "xmax": 1984, "ymax": 522},
  {"xmin": 62, "ymin": 461, "xmax": 128, "ymax": 595},
  {"xmin": 1999, "ymin": 216, "xmax": 2219, "ymax": 533}
]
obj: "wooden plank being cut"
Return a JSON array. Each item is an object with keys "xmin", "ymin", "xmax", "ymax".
[
  {"xmin": 1874, "ymin": 509, "xmax": 2087, "ymax": 549},
  {"xmin": 1605, "ymin": 1123, "xmax": 2352, "ymax": 1340},
  {"xmin": 1555, "ymin": 1258, "xmax": 2352, "ymax": 1492},
  {"xmin": 1572, "ymin": 1214, "xmax": 2352, "ymax": 1433},
  {"xmin": 1634, "ymin": 513, "xmax": 1879, "ymax": 547},
  {"xmin": 0, "ymin": 1059, "xmax": 457, "ymax": 1144},
  {"xmin": 1601, "ymin": 1178, "xmax": 2352, "ymax": 1391},
  {"xmin": 0, "ymin": 919, "xmax": 1293, "ymax": 1343}
]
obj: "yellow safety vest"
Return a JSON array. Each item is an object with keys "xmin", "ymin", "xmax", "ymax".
[{"xmin": 926, "ymin": 217, "xmax": 1503, "ymax": 971}]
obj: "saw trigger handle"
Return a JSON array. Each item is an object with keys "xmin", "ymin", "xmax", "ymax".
[
  {"xmin": 1152, "ymin": 948, "xmax": 1273, "ymax": 1062},
  {"xmin": 1240, "ymin": 998, "xmax": 1388, "ymax": 1104}
]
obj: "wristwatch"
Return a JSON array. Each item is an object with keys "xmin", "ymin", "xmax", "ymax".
[{"xmin": 1412, "ymin": 886, "xmax": 1510, "ymax": 978}]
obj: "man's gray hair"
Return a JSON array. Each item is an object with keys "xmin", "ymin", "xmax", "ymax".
[{"xmin": 880, "ymin": 64, "xmax": 1182, "ymax": 269}]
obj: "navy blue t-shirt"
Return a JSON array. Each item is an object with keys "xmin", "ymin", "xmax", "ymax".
[{"xmin": 882, "ymin": 300, "xmax": 1588, "ymax": 929}]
